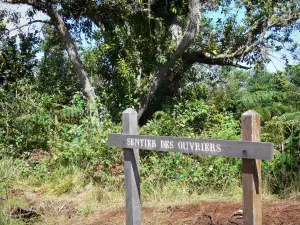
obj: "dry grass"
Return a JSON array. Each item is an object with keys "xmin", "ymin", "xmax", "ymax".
[
  {"xmin": 141, "ymin": 181, "xmax": 243, "ymax": 208},
  {"xmin": 11, "ymin": 182, "xmax": 125, "ymax": 224},
  {"xmin": 0, "ymin": 159, "xmax": 298, "ymax": 224},
  {"xmin": 0, "ymin": 179, "xmax": 242, "ymax": 225},
  {"xmin": 1, "ymin": 180, "xmax": 299, "ymax": 225}
]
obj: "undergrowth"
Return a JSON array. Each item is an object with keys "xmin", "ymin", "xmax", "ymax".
[{"xmin": 0, "ymin": 78, "xmax": 299, "ymax": 220}]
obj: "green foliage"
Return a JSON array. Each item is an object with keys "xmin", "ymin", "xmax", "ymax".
[
  {"xmin": 263, "ymin": 152, "xmax": 300, "ymax": 195},
  {"xmin": 37, "ymin": 25, "xmax": 80, "ymax": 100},
  {"xmin": 0, "ymin": 5, "xmax": 299, "ymax": 197},
  {"xmin": 0, "ymin": 78, "xmax": 122, "ymax": 185},
  {"xmin": 139, "ymin": 101, "xmax": 243, "ymax": 192},
  {"xmin": 206, "ymin": 113, "xmax": 241, "ymax": 140},
  {"xmin": 1, "ymin": 64, "xmax": 300, "ymax": 197},
  {"xmin": 142, "ymin": 100, "xmax": 211, "ymax": 136},
  {"xmin": 140, "ymin": 153, "xmax": 241, "ymax": 193},
  {"xmin": 0, "ymin": 28, "xmax": 39, "ymax": 90},
  {"xmin": 0, "ymin": 158, "xmax": 18, "ymax": 199},
  {"xmin": 0, "ymin": 79, "xmax": 55, "ymax": 157}
]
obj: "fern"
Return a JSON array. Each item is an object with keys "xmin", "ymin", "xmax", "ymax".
[{"xmin": 280, "ymin": 112, "xmax": 300, "ymax": 122}]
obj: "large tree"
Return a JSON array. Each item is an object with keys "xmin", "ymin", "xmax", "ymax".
[{"xmin": 2, "ymin": 0, "xmax": 300, "ymax": 122}]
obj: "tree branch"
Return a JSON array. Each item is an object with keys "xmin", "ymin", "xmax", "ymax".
[
  {"xmin": 5, "ymin": 0, "xmax": 104, "ymax": 130},
  {"xmin": 138, "ymin": 0, "xmax": 201, "ymax": 120},
  {"xmin": 5, "ymin": 0, "xmax": 48, "ymax": 13},
  {"xmin": 182, "ymin": 51, "xmax": 251, "ymax": 69},
  {"xmin": 5, "ymin": 0, "xmax": 96, "ymax": 99},
  {"xmin": 43, "ymin": 5, "xmax": 96, "ymax": 100},
  {"xmin": 204, "ymin": 12, "xmax": 300, "ymax": 61},
  {"xmin": 9, "ymin": 19, "xmax": 51, "ymax": 32}
]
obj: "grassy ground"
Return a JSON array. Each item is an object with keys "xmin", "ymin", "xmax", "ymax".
[{"xmin": 0, "ymin": 158, "xmax": 299, "ymax": 224}]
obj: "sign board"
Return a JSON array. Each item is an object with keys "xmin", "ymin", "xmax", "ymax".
[
  {"xmin": 108, "ymin": 108, "xmax": 274, "ymax": 225},
  {"xmin": 108, "ymin": 134, "xmax": 274, "ymax": 160}
]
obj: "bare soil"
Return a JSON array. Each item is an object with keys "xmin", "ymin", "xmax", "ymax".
[
  {"xmin": 3, "ymin": 188, "xmax": 300, "ymax": 225},
  {"xmin": 90, "ymin": 201, "xmax": 300, "ymax": 225}
]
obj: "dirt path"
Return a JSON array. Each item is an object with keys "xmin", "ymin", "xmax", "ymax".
[
  {"xmin": 90, "ymin": 201, "xmax": 300, "ymax": 225},
  {"xmin": 3, "ymin": 188, "xmax": 299, "ymax": 224}
]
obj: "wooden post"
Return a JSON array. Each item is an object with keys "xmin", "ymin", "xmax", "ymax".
[
  {"xmin": 242, "ymin": 110, "xmax": 262, "ymax": 225},
  {"xmin": 122, "ymin": 108, "xmax": 141, "ymax": 225}
]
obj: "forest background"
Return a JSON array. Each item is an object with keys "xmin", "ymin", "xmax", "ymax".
[{"xmin": 0, "ymin": 0, "xmax": 299, "ymax": 224}]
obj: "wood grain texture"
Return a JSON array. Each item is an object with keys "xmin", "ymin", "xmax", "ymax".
[
  {"xmin": 108, "ymin": 134, "xmax": 274, "ymax": 160},
  {"xmin": 122, "ymin": 108, "xmax": 141, "ymax": 225},
  {"xmin": 242, "ymin": 110, "xmax": 262, "ymax": 225}
]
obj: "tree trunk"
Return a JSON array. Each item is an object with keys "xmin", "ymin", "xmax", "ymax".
[
  {"xmin": 6, "ymin": 0, "xmax": 101, "ymax": 129},
  {"xmin": 45, "ymin": 6, "xmax": 101, "ymax": 130},
  {"xmin": 138, "ymin": 0, "xmax": 201, "ymax": 121}
]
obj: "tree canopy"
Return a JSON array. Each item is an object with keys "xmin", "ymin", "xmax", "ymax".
[{"xmin": 1, "ymin": 0, "xmax": 300, "ymax": 121}]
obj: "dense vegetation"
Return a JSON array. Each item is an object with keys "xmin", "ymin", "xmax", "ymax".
[
  {"xmin": 0, "ymin": 0, "xmax": 299, "ymax": 222},
  {"xmin": 0, "ymin": 33, "xmax": 299, "ymax": 196}
]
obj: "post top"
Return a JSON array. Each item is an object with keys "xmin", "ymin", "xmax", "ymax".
[
  {"xmin": 123, "ymin": 108, "xmax": 137, "ymax": 114},
  {"xmin": 242, "ymin": 110, "xmax": 260, "ymax": 116}
]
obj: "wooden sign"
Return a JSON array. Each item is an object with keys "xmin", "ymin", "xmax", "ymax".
[
  {"xmin": 108, "ymin": 108, "xmax": 273, "ymax": 225},
  {"xmin": 108, "ymin": 134, "xmax": 273, "ymax": 160}
]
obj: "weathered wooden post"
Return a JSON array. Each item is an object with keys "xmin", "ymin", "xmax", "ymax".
[
  {"xmin": 109, "ymin": 109, "xmax": 273, "ymax": 224},
  {"xmin": 242, "ymin": 110, "xmax": 262, "ymax": 225},
  {"xmin": 122, "ymin": 108, "xmax": 141, "ymax": 225}
]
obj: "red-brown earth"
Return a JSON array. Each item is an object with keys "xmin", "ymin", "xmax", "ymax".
[
  {"xmin": 3, "ymin": 188, "xmax": 299, "ymax": 224},
  {"xmin": 90, "ymin": 200, "xmax": 300, "ymax": 225}
]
